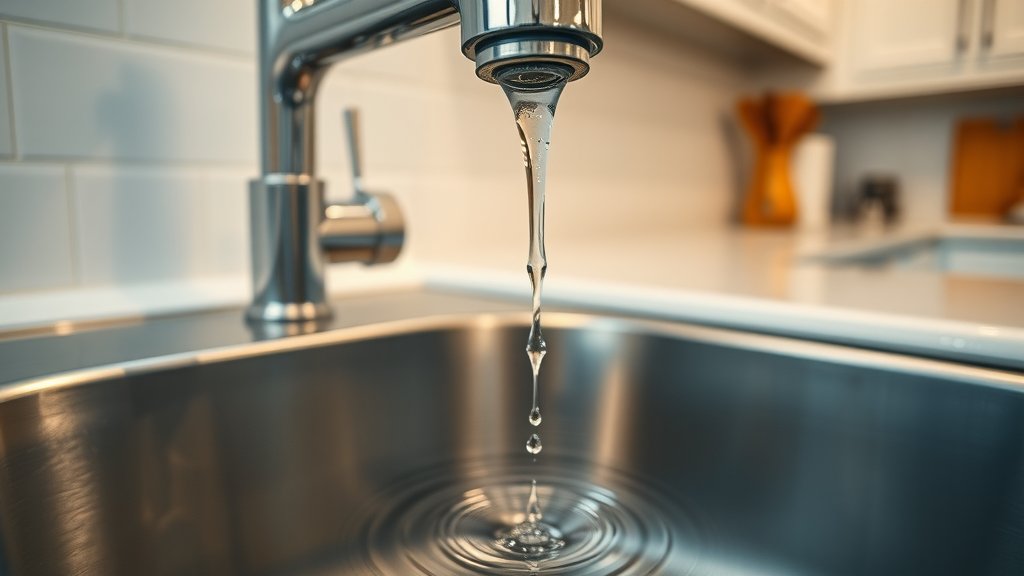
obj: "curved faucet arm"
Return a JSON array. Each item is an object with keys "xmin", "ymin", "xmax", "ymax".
[
  {"xmin": 258, "ymin": 0, "xmax": 459, "ymax": 176},
  {"xmin": 250, "ymin": 0, "xmax": 603, "ymax": 323}
]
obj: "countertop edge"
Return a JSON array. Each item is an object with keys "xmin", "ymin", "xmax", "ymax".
[
  {"xmin": 424, "ymin": 265, "xmax": 1024, "ymax": 371},
  {"xmin": 2, "ymin": 262, "xmax": 1020, "ymax": 371}
]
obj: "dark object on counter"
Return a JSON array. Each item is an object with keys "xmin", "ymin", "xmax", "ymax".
[
  {"xmin": 736, "ymin": 91, "xmax": 819, "ymax": 227},
  {"xmin": 949, "ymin": 117, "xmax": 1024, "ymax": 217},
  {"xmin": 859, "ymin": 175, "xmax": 901, "ymax": 226}
]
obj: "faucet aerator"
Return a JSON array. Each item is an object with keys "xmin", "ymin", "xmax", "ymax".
[
  {"xmin": 474, "ymin": 38, "xmax": 591, "ymax": 84},
  {"xmin": 492, "ymin": 62, "xmax": 576, "ymax": 91}
]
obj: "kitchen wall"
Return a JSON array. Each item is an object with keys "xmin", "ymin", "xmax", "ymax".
[
  {"xmin": 0, "ymin": 0, "xmax": 259, "ymax": 325},
  {"xmin": 820, "ymin": 89, "xmax": 1024, "ymax": 225},
  {"xmin": 0, "ymin": 2, "xmax": 751, "ymax": 327}
]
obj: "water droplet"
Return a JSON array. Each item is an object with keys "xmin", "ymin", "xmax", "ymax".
[
  {"xmin": 526, "ymin": 434, "xmax": 543, "ymax": 454},
  {"xmin": 526, "ymin": 479, "xmax": 542, "ymax": 523},
  {"xmin": 529, "ymin": 407, "xmax": 542, "ymax": 426},
  {"xmin": 495, "ymin": 519, "xmax": 565, "ymax": 558},
  {"xmin": 527, "ymin": 347, "xmax": 546, "ymax": 375},
  {"xmin": 353, "ymin": 464, "xmax": 680, "ymax": 574}
]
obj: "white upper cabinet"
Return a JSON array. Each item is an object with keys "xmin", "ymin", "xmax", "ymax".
[
  {"xmin": 772, "ymin": 0, "xmax": 834, "ymax": 35},
  {"xmin": 850, "ymin": 0, "xmax": 964, "ymax": 71},
  {"xmin": 610, "ymin": 0, "xmax": 1024, "ymax": 101},
  {"xmin": 801, "ymin": 0, "xmax": 1024, "ymax": 102},
  {"xmin": 629, "ymin": 0, "xmax": 836, "ymax": 64},
  {"xmin": 986, "ymin": 0, "xmax": 1024, "ymax": 58}
]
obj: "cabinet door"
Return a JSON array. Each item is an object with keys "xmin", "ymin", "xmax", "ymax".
[
  {"xmin": 773, "ymin": 0, "xmax": 832, "ymax": 35},
  {"xmin": 850, "ymin": 0, "xmax": 965, "ymax": 71},
  {"xmin": 986, "ymin": 0, "xmax": 1024, "ymax": 58}
]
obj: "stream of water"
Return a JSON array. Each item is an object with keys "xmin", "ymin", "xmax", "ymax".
[
  {"xmin": 352, "ymin": 63, "xmax": 687, "ymax": 576},
  {"xmin": 493, "ymin": 63, "xmax": 574, "ymax": 564}
]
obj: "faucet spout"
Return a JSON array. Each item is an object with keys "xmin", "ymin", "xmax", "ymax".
[
  {"xmin": 248, "ymin": 0, "xmax": 602, "ymax": 323},
  {"xmin": 459, "ymin": 0, "xmax": 602, "ymax": 83}
]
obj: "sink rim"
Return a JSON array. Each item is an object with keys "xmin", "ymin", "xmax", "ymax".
[{"xmin": 4, "ymin": 311, "xmax": 1022, "ymax": 406}]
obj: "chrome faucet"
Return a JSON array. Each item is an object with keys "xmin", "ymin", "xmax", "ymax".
[{"xmin": 247, "ymin": 0, "xmax": 603, "ymax": 322}]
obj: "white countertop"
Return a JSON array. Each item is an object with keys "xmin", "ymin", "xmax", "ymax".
[
  {"xmin": 419, "ymin": 224, "xmax": 1024, "ymax": 370},
  {"xmin": 2, "ymin": 224, "xmax": 1022, "ymax": 370}
]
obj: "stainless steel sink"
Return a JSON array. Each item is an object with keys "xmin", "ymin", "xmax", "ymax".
[{"xmin": 0, "ymin": 309, "xmax": 1022, "ymax": 575}]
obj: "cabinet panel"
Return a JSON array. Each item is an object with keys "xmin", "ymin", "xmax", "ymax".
[
  {"xmin": 629, "ymin": 0, "xmax": 833, "ymax": 64},
  {"xmin": 851, "ymin": 0, "xmax": 964, "ymax": 71},
  {"xmin": 772, "ymin": 0, "xmax": 832, "ymax": 34},
  {"xmin": 987, "ymin": 0, "xmax": 1024, "ymax": 58}
]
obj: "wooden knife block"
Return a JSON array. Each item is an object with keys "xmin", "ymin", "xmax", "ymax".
[
  {"xmin": 737, "ymin": 92, "xmax": 818, "ymax": 227},
  {"xmin": 741, "ymin": 145, "xmax": 799, "ymax": 226}
]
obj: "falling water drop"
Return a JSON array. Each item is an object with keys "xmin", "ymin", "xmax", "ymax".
[
  {"xmin": 529, "ymin": 407, "xmax": 543, "ymax": 426},
  {"xmin": 527, "ymin": 479, "xmax": 543, "ymax": 523},
  {"xmin": 527, "ymin": 434, "xmax": 543, "ymax": 455}
]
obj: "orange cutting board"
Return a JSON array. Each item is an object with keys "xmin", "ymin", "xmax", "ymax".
[{"xmin": 949, "ymin": 118, "xmax": 1024, "ymax": 216}]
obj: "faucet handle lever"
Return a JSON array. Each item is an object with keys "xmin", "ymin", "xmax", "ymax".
[
  {"xmin": 343, "ymin": 108, "xmax": 366, "ymax": 199},
  {"xmin": 319, "ymin": 108, "xmax": 405, "ymax": 266}
]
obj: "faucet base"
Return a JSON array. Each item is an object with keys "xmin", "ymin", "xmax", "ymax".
[
  {"xmin": 248, "ymin": 175, "xmax": 331, "ymax": 323},
  {"xmin": 246, "ymin": 301, "xmax": 333, "ymax": 322},
  {"xmin": 247, "ymin": 168, "xmax": 407, "ymax": 323}
]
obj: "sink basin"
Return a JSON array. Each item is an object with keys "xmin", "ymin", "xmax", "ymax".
[{"xmin": 0, "ymin": 312, "xmax": 1021, "ymax": 575}]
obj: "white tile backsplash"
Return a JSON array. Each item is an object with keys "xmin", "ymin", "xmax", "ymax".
[
  {"xmin": 333, "ymin": 27, "xmax": 486, "ymax": 97},
  {"xmin": 124, "ymin": 0, "xmax": 256, "ymax": 54},
  {"xmin": 316, "ymin": 71, "xmax": 512, "ymax": 183},
  {"xmin": 72, "ymin": 165, "xmax": 206, "ymax": 285},
  {"xmin": 0, "ymin": 164, "xmax": 74, "ymax": 293},
  {"xmin": 312, "ymin": 13, "xmax": 747, "ymax": 267},
  {"xmin": 7, "ymin": 25, "xmax": 256, "ymax": 163},
  {"xmin": 202, "ymin": 169, "xmax": 251, "ymax": 276},
  {"xmin": 0, "ymin": 0, "xmax": 120, "ymax": 34},
  {"xmin": 0, "ymin": 9, "xmax": 757, "ymax": 324},
  {"xmin": 0, "ymin": 25, "xmax": 12, "ymax": 157}
]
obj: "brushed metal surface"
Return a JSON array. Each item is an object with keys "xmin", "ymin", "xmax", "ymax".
[{"xmin": 0, "ymin": 313, "xmax": 1021, "ymax": 575}]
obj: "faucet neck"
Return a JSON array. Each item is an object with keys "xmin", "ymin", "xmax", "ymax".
[
  {"xmin": 249, "ymin": 0, "xmax": 603, "ymax": 323},
  {"xmin": 257, "ymin": 0, "xmax": 459, "ymax": 176}
]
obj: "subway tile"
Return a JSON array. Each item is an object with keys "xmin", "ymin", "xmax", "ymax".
[
  {"xmin": 330, "ymin": 76, "xmax": 437, "ymax": 176},
  {"xmin": 317, "ymin": 73, "xmax": 516, "ymax": 179},
  {"xmin": 72, "ymin": 165, "xmax": 206, "ymax": 285},
  {"xmin": 0, "ymin": 164, "xmax": 74, "ymax": 293},
  {"xmin": 0, "ymin": 0, "xmax": 119, "ymax": 34},
  {"xmin": 408, "ymin": 174, "xmax": 524, "ymax": 265},
  {"xmin": 125, "ymin": 0, "xmax": 256, "ymax": 54},
  {"xmin": 334, "ymin": 27, "xmax": 485, "ymax": 95},
  {"xmin": 202, "ymin": 168, "xmax": 252, "ymax": 276},
  {"xmin": 7, "ymin": 26, "xmax": 257, "ymax": 164},
  {"xmin": 0, "ymin": 26, "xmax": 12, "ymax": 157}
]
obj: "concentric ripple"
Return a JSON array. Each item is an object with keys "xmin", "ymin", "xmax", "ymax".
[{"xmin": 349, "ymin": 462, "xmax": 702, "ymax": 575}]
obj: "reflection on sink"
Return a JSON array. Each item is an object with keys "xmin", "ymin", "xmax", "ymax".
[
  {"xmin": 0, "ymin": 313, "xmax": 1021, "ymax": 575},
  {"xmin": 808, "ymin": 228, "xmax": 1024, "ymax": 280}
]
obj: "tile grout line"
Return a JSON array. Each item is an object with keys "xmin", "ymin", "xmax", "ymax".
[
  {"xmin": 117, "ymin": 0, "xmax": 126, "ymax": 38},
  {"xmin": 63, "ymin": 164, "xmax": 82, "ymax": 287},
  {"xmin": 0, "ymin": 158, "xmax": 258, "ymax": 170},
  {"xmin": 2, "ymin": 17, "xmax": 254, "ymax": 63},
  {"xmin": 2, "ymin": 22, "xmax": 18, "ymax": 159},
  {"xmin": 0, "ymin": 274, "xmax": 248, "ymax": 301},
  {"xmin": 198, "ymin": 167, "xmax": 213, "ymax": 277}
]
